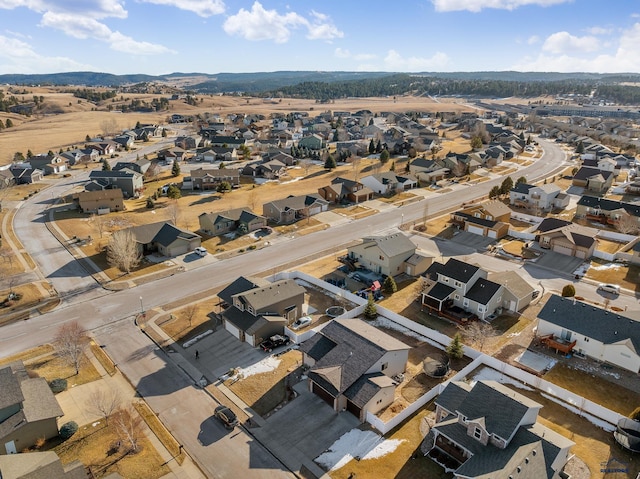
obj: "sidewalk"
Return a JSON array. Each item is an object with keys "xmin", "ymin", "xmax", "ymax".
[{"xmin": 56, "ymin": 344, "xmax": 205, "ymax": 479}]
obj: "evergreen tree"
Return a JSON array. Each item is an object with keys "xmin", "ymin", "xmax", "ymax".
[
  {"xmin": 470, "ymin": 136, "xmax": 483, "ymax": 149},
  {"xmin": 166, "ymin": 185, "xmax": 181, "ymax": 199},
  {"xmin": 576, "ymin": 140, "xmax": 585, "ymax": 154},
  {"xmin": 369, "ymin": 139, "xmax": 375, "ymax": 154},
  {"xmin": 5, "ymin": 119, "xmax": 13, "ymax": 128},
  {"xmin": 499, "ymin": 176, "xmax": 514, "ymax": 196},
  {"xmin": 390, "ymin": 161, "xmax": 395, "ymax": 172},
  {"xmin": 85, "ymin": 134, "xmax": 90, "ymax": 141},
  {"xmin": 101, "ymin": 159, "xmax": 111, "ymax": 171},
  {"xmin": 363, "ymin": 293, "xmax": 378, "ymax": 320},
  {"xmin": 405, "ymin": 159, "xmax": 411, "ymax": 173},
  {"xmin": 382, "ymin": 276, "xmax": 397, "ymax": 295},
  {"xmin": 324, "ymin": 154, "xmax": 336, "ymax": 170},
  {"xmin": 516, "ymin": 176, "xmax": 527, "ymax": 185},
  {"xmin": 446, "ymin": 333, "xmax": 464, "ymax": 360},
  {"xmin": 526, "ymin": 135, "xmax": 532, "ymax": 145},
  {"xmin": 26, "ymin": 150, "xmax": 33, "ymax": 158},
  {"xmin": 380, "ymin": 149, "xmax": 390, "ymax": 164},
  {"xmin": 171, "ymin": 161, "xmax": 181, "ymax": 177},
  {"xmin": 376, "ymin": 140, "xmax": 382, "ymax": 153},
  {"xmin": 489, "ymin": 185, "xmax": 501, "ymax": 199},
  {"xmin": 216, "ymin": 181, "xmax": 232, "ymax": 193},
  {"xmin": 333, "ymin": 129, "xmax": 339, "ymax": 142},
  {"xmin": 161, "ymin": 128, "xmax": 167, "ymax": 138},
  {"xmin": 519, "ymin": 131, "xmax": 525, "ymax": 141}
]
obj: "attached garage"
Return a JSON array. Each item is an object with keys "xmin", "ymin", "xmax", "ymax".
[
  {"xmin": 312, "ymin": 382, "xmax": 335, "ymax": 408},
  {"xmin": 487, "ymin": 230, "xmax": 498, "ymax": 239},
  {"xmin": 467, "ymin": 225, "xmax": 485, "ymax": 236},
  {"xmin": 553, "ymin": 244, "xmax": 574, "ymax": 256},
  {"xmin": 225, "ymin": 321, "xmax": 242, "ymax": 340},
  {"xmin": 346, "ymin": 399, "xmax": 362, "ymax": 419},
  {"xmin": 575, "ymin": 250, "xmax": 587, "ymax": 259}
]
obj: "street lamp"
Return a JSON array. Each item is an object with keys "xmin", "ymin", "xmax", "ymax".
[{"xmin": 139, "ymin": 296, "xmax": 144, "ymax": 316}]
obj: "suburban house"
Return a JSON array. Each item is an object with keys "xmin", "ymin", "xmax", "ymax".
[
  {"xmin": 88, "ymin": 140, "xmax": 118, "ymax": 156},
  {"xmin": 582, "ymin": 157, "xmax": 620, "ymax": 176},
  {"xmin": 571, "ymin": 166, "xmax": 614, "ymax": 193},
  {"xmin": 220, "ymin": 277, "xmax": 306, "ymax": 345},
  {"xmin": 534, "ymin": 219, "xmax": 597, "ymax": 258},
  {"xmin": 299, "ymin": 318, "xmax": 410, "ymax": 421},
  {"xmin": 510, "ymin": 183, "xmax": 570, "ymax": 211},
  {"xmin": 184, "ymin": 168, "xmax": 240, "ymax": 190},
  {"xmin": 201, "ymin": 147, "xmax": 237, "ymax": 162},
  {"xmin": 73, "ymin": 189, "xmax": 124, "ymax": 214},
  {"xmin": 113, "ymin": 160, "xmax": 151, "ymax": 176},
  {"xmin": 537, "ymin": 295, "xmax": 640, "ymax": 373},
  {"xmin": 198, "ymin": 208, "xmax": 266, "ymax": 236},
  {"xmin": 298, "ymin": 134, "xmax": 324, "ymax": 150},
  {"xmin": 428, "ymin": 380, "xmax": 574, "ymax": 478},
  {"xmin": 0, "ymin": 451, "xmax": 87, "ymax": 478},
  {"xmin": 27, "ymin": 154, "xmax": 66, "ymax": 175},
  {"xmin": 0, "ymin": 361, "xmax": 64, "ymax": 455},
  {"xmin": 487, "ymin": 270, "xmax": 535, "ymax": 313},
  {"xmin": 61, "ymin": 148, "xmax": 99, "ymax": 165},
  {"xmin": 262, "ymin": 194, "xmax": 329, "ymax": 224},
  {"xmin": 408, "ymin": 158, "xmax": 449, "ymax": 183},
  {"xmin": 242, "ymin": 159, "xmax": 287, "ymax": 179},
  {"xmin": 87, "ymin": 169, "xmax": 143, "ymax": 198},
  {"xmin": 575, "ymin": 195, "xmax": 640, "ymax": 229},
  {"xmin": 318, "ymin": 177, "xmax": 374, "ymax": 204},
  {"xmin": 359, "ymin": 172, "xmax": 418, "ymax": 195},
  {"xmin": 0, "ymin": 168, "xmax": 14, "ymax": 188},
  {"xmin": 174, "ymin": 136, "xmax": 197, "ymax": 149},
  {"xmin": 450, "ymin": 200, "xmax": 511, "ymax": 239},
  {"xmin": 421, "ymin": 258, "xmax": 504, "ymax": 321},
  {"xmin": 11, "ymin": 167, "xmax": 43, "ymax": 185},
  {"xmin": 125, "ymin": 221, "xmax": 201, "ymax": 257},
  {"xmin": 347, "ymin": 233, "xmax": 432, "ymax": 277}
]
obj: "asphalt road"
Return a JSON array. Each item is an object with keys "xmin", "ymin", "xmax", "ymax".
[{"xmin": 5, "ymin": 138, "xmax": 630, "ymax": 478}]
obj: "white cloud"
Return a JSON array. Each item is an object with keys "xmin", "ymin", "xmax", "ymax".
[
  {"xmin": 334, "ymin": 48, "xmax": 376, "ymax": 62},
  {"xmin": 384, "ymin": 49, "xmax": 450, "ymax": 71},
  {"xmin": 431, "ymin": 0, "xmax": 571, "ymax": 12},
  {"xmin": 41, "ymin": 11, "xmax": 174, "ymax": 54},
  {"xmin": 224, "ymin": 2, "xmax": 342, "ymax": 43},
  {"xmin": 0, "ymin": 0, "xmax": 128, "ymax": 18},
  {"xmin": 512, "ymin": 22, "xmax": 640, "ymax": 72},
  {"xmin": 0, "ymin": 34, "xmax": 93, "ymax": 73},
  {"xmin": 542, "ymin": 31, "xmax": 601, "ymax": 54},
  {"xmin": 334, "ymin": 47, "xmax": 350, "ymax": 58},
  {"xmin": 138, "ymin": 0, "xmax": 225, "ymax": 17},
  {"xmin": 586, "ymin": 26, "xmax": 613, "ymax": 35},
  {"xmin": 527, "ymin": 35, "xmax": 540, "ymax": 45}
]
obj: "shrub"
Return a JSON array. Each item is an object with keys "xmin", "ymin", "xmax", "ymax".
[
  {"xmin": 561, "ymin": 284, "xmax": 576, "ymax": 297},
  {"xmin": 59, "ymin": 421, "xmax": 78, "ymax": 440},
  {"xmin": 49, "ymin": 378, "xmax": 68, "ymax": 394},
  {"xmin": 630, "ymin": 406, "xmax": 640, "ymax": 421},
  {"xmin": 248, "ymin": 245, "xmax": 257, "ymax": 250}
]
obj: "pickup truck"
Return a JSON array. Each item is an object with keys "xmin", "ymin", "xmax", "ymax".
[{"xmin": 259, "ymin": 334, "xmax": 290, "ymax": 352}]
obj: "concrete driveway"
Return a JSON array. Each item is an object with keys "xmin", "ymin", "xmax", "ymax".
[
  {"xmin": 253, "ymin": 381, "xmax": 360, "ymax": 476},
  {"xmin": 194, "ymin": 328, "xmax": 269, "ymax": 378},
  {"xmin": 449, "ymin": 231, "xmax": 496, "ymax": 251},
  {"xmin": 532, "ymin": 250, "xmax": 584, "ymax": 275}
]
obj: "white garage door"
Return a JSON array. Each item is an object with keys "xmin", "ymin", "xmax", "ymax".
[
  {"xmin": 467, "ymin": 225, "xmax": 485, "ymax": 236},
  {"xmin": 487, "ymin": 230, "xmax": 497, "ymax": 239},
  {"xmin": 225, "ymin": 321, "xmax": 241, "ymax": 340},
  {"xmin": 553, "ymin": 244, "xmax": 574, "ymax": 256},
  {"xmin": 575, "ymin": 250, "xmax": 587, "ymax": 259},
  {"xmin": 309, "ymin": 206, "xmax": 322, "ymax": 215},
  {"xmin": 169, "ymin": 244, "xmax": 190, "ymax": 256}
]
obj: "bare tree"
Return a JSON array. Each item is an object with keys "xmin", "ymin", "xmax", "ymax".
[
  {"xmin": 247, "ymin": 189, "xmax": 259, "ymax": 212},
  {"xmin": 100, "ymin": 118, "xmax": 120, "ymax": 137},
  {"xmin": 107, "ymin": 229, "xmax": 141, "ymax": 273},
  {"xmin": 183, "ymin": 304, "xmax": 197, "ymax": 327},
  {"xmin": 90, "ymin": 213, "xmax": 106, "ymax": 239},
  {"xmin": 460, "ymin": 321, "xmax": 497, "ymax": 352},
  {"xmin": 54, "ymin": 321, "xmax": 89, "ymax": 375},
  {"xmin": 167, "ymin": 200, "xmax": 181, "ymax": 227},
  {"xmin": 144, "ymin": 162, "xmax": 161, "ymax": 182},
  {"xmin": 615, "ymin": 212, "xmax": 639, "ymax": 235},
  {"xmin": 300, "ymin": 159, "xmax": 313, "ymax": 177},
  {"xmin": 112, "ymin": 405, "xmax": 143, "ymax": 453},
  {"xmin": 86, "ymin": 388, "xmax": 121, "ymax": 424}
]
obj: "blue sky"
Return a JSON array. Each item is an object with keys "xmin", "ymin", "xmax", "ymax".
[{"xmin": 1, "ymin": 0, "xmax": 640, "ymax": 75}]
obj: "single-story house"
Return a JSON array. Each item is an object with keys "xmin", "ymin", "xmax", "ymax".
[
  {"xmin": 198, "ymin": 208, "xmax": 267, "ymax": 236},
  {"xmin": 572, "ymin": 166, "xmax": 614, "ymax": 193},
  {"xmin": 359, "ymin": 172, "xmax": 418, "ymax": 195},
  {"xmin": 262, "ymin": 194, "xmax": 329, "ymax": 224},
  {"xmin": 535, "ymin": 222, "xmax": 597, "ymax": 259},
  {"xmin": 126, "ymin": 221, "xmax": 201, "ymax": 257},
  {"xmin": 318, "ymin": 177, "xmax": 374, "ymax": 204},
  {"xmin": 300, "ymin": 318, "xmax": 410, "ymax": 421},
  {"xmin": 537, "ymin": 295, "xmax": 640, "ymax": 373}
]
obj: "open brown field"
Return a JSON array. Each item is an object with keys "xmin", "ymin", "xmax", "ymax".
[{"xmin": 0, "ymin": 88, "xmax": 476, "ymax": 166}]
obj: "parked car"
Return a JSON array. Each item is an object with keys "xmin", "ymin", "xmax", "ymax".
[
  {"xmin": 214, "ymin": 405, "xmax": 238, "ymax": 429},
  {"xmin": 532, "ymin": 290, "xmax": 540, "ymax": 299},
  {"xmin": 291, "ymin": 315, "xmax": 312, "ymax": 331},
  {"xmin": 259, "ymin": 334, "xmax": 290, "ymax": 352},
  {"xmin": 597, "ymin": 283, "xmax": 620, "ymax": 294},
  {"xmin": 194, "ymin": 246, "xmax": 208, "ymax": 256}
]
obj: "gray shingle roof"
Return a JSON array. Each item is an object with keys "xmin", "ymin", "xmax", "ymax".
[
  {"xmin": 426, "ymin": 282, "xmax": 456, "ymax": 301},
  {"xmin": 535, "ymin": 218, "xmax": 572, "ymax": 233},
  {"xmin": 21, "ymin": 378, "xmax": 64, "ymax": 422},
  {"xmin": 234, "ymin": 279, "xmax": 305, "ymax": 312},
  {"xmin": 359, "ymin": 233, "xmax": 415, "ymax": 259},
  {"xmin": 573, "ymin": 166, "xmax": 613, "ymax": 181},
  {"xmin": 435, "ymin": 381, "xmax": 471, "ymax": 414},
  {"xmin": 465, "ymin": 278, "xmax": 502, "ymax": 305},
  {"xmin": 127, "ymin": 221, "xmax": 198, "ymax": 246},
  {"xmin": 577, "ymin": 195, "xmax": 640, "ymax": 217},
  {"xmin": 0, "ymin": 366, "xmax": 24, "ymax": 410},
  {"xmin": 343, "ymin": 373, "xmax": 395, "ymax": 407},
  {"xmin": 218, "ymin": 276, "xmax": 269, "ymax": 305},
  {"xmin": 538, "ymin": 295, "xmax": 640, "ymax": 352},
  {"xmin": 439, "ymin": 258, "xmax": 480, "ymax": 283}
]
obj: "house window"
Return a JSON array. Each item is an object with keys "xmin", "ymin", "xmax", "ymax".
[
  {"xmin": 454, "ymin": 294, "xmax": 460, "ymax": 300},
  {"xmin": 379, "ymin": 255, "xmax": 385, "ymax": 260},
  {"xmin": 381, "ymin": 362, "xmax": 388, "ymax": 371},
  {"xmin": 247, "ymin": 306, "xmax": 254, "ymax": 315},
  {"xmin": 454, "ymin": 281, "xmax": 462, "ymax": 287},
  {"xmin": 473, "ymin": 427, "xmax": 482, "ymax": 439},
  {"xmin": 463, "ymin": 299, "xmax": 469, "ymax": 307},
  {"xmin": 442, "ymin": 277, "xmax": 449, "ymax": 283},
  {"xmin": 478, "ymin": 305, "xmax": 486, "ymax": 313}
]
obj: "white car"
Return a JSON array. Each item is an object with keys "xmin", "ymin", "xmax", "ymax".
[
  {"xmin": 291, "ymin": 315, "xmax": 312, "ymax": 330},
  {"xmin": 194, "ymin": 246, "xmax": 208, "ymax": 257},
  {"xmin": 598, "ymin": 283, "xmax": 620, "ymax": 294}
]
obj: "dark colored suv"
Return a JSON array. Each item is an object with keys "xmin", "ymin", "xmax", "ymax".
[
  {"xmin": 214, "ymin": 405, "xmax": 239, "ymax": 429},
  {"xmin": 259, "ymin": 334, "xmax": 290, "ymax": 352}
]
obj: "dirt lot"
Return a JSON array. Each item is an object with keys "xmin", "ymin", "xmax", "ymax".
[{"xmin": 585, "ymin": 259, "xmax": 640, "ymax": 293}]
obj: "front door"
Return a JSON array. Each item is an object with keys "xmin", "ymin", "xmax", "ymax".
[{"xmin": 5, "ymin": 440, "xmax": 16, "ymax": 454}]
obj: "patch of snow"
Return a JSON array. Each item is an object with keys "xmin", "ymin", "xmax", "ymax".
[
  {"xmin": 506, "ymin": 332, "xmax": 521, "ymax": 338},
  {"xmin": 315, "ymin": 429, "xmax": 405, "ymax": 471},
  {"xmin": 541, "ymin": 393, "xmax": 616, "ymax": 432},
  {"xmin": 92, "ymin": 421, "xmax": 101, "ymax": 427},
  {"xmin": 223, "ymin": 232, "xmax": 237, "ymax": 239},
  {"xmin": 182, "ymin": 329, "xmax": 213, "ymax": 348},
  {"xmin": 371, "ymin": 316, "xmax": 433, "ymax": 344},
  {"xmin": 590, "ymin": 263, "xmax": 621, "ymax": 271},
  {"xmin": 470, "ymin": 367, "xmax": 534, "ymax": 391},
  {"xmin": 234, "ymin": 356, "xmax": 281, "ymax": 379},
  {"xmin": 280, "ymin": 177, "xmax": 303, "ymax": 185}
]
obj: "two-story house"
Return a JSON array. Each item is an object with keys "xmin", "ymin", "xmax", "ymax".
[
  {"xmin": 576, "ymin": 195, "xmax": 640, "ymax": 229},
  {"xmin": 262, "ymin": 194, "xmax": 329, "ymax": 224},
  {"xmin": 72, "ymin": 189, "xmax": 124, "ymax": 214},
  {"xmin": 300, "ymin": 318, "xmax": 410, "ymax": 421},
  {"xmin": 572, "ymin": 166, "xmax": 614, "ymax": 193},
  {"xmin": 28, "ymin": 153, "xmax": 67, "ymax": 175},
  {"xmin": 87, "ymin": 169, "xmax": 143, "ymax": 198},
  {"xmin": 510, "ymin": 183, "xmax": 570, "ymax": 211},
  {"xmin": 346, "ymin": 233, "xmax": 431, "ymax": 277},
  {"xmin": 220, "ymin": 277, "xmax": 306, "ymax": 345},
  {"xmin": 421, "ymin": 258, "xmax": 504, "ymax": 321},
  {"xmin": 198, "ymin": 208, "xmax": 266, "ymax": 236},
  {"xmin": 318, "ymin": 177, "xmax": 374, "ymax": 204},
  {"xmin": 450, "ymin": 200, "xmax": 511, "ymax": 239},
  {"xmin": 428, "ymin": 380, "xmax": 574, "ymax": 478},
  {"xmin": 0, "ymin": 361, "xmax": 64, "ymax": 454}
]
